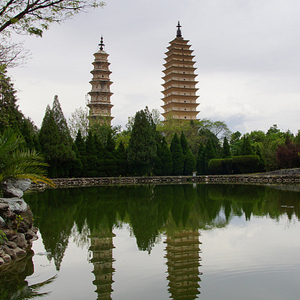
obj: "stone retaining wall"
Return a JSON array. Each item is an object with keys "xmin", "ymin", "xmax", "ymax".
[{"xmin": 30, "ymin": 174, "xmax": 300, "ymax": 190}]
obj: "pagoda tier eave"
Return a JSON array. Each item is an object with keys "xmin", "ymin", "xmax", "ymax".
[
  {"xmin": 162, "ymin": 73, "xmax": 198, "ymax": 80},
  {"xmin": 88, "ymin": 91, "xmax": 113, "ymax": 96},
  {"xmin": 163, "ymin": 67, "xmax": 197, "ymax": 74},
  {"xmin": 162, "ymin": 109, "xmax": 200, "ymax": 117},
  {"xmin": 87, "ymin": 102, "xmax": 113, "ymax": 107},
  {"xmin": 91, "ymin": 70, "xmax": 112, "ymax": 75},
  {"xmin": 162, "ymin": 80, "xmax": 199, "ymax": 87},
  {"xmin": 163, "ymin": 61, "xmax": 196, "ymax": 68},
  {"xmin": 162, "ymin": 102, "xmax": 200, "ymax": 109},
  {"xmin": 162, "ymin": 94, "xmax": 199, "ymax": 101}
]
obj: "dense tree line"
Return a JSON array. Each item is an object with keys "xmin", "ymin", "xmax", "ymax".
[{"xmin": 2, "ymin": 64, "xmax": 300, "ymax": 178}]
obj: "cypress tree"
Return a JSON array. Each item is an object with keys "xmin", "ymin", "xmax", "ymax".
[
  {"xmin": 127, "ymin": 108, "xmax": 157, "ymax": 176},
  {"xmin": 116, "ymin": 141, "xmax": 127, "ymax": 176},
  {"xmin": 160, "ymin": 137, "xmax": 173, "ymax": 175},
  {"xmin": 85, "ymin": 131, "xmax": 98, "ymax": 177},
  {"xmin": 52, "ymin": 95, "xmax": 72, "ymax": 147},
  {"xmin": 180, "ymin": 132, "xmax": 195, "ymax": 175},
  {"xmin": 222, "ymin": 136, "xmax": 231, "ymax": 158},
  {"xmin": 196, "ymin": 143, "xmax": 205, "ymax": 174},
  {"xmin": 203, "ymin": 139, "xmax": 217, "ymax": 174},
  {"xmin": 39, "ymin": 106, "xmax": 65, "ymax": 177},
  {"xmin": 241, "ymin": 136, "xmax": 253, "ymax": 155},
  {"xmin": 170, "ymin": 133, "xmax": 184, "ymax": 175}
]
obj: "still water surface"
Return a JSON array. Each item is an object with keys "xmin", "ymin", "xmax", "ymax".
[{"xmin": 1, "ymin": 183, "xmax": 300, "ymax": 299}]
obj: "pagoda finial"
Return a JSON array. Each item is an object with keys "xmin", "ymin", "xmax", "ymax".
[
  {"xmin": 176, "ymin": 21, "xmax": 182, "ymax": 38},
  {"xmin": 99, "ymin": 36, "xmax": 105, "ymax": 51}
]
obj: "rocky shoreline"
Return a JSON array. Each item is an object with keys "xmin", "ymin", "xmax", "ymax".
[{"xmin": 0, "ymin": 179, "xmax": 38, "ymax": 272}]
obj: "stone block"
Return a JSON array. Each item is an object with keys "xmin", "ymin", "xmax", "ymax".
[
  {"xmin": 15, "ymin": 247, "xmax": 26, "ymax": 257},
  {"xmin": 11, "ymin": 233, "xmax": 28, "ymax": 249},
  {"xmin": 2, "ymin": 254, "xmax": 11, "ymax": 263}
]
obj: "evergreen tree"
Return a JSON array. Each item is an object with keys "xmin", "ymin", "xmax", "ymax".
[
  {"xmin": 222, "ymin": 136, "xmax": 231, "ymax": 158},
  {"xmin": 39, "ymin": 105, "xmax": 75, "ymax": 178},
  {"xmin": 170, "ymin": 133, "xmax": 184, "ymax": 175},
  {"xmin": 116, "ymin": 141, "xmax": 127, "ymax": 176},
  {"xmin": 180, "ymin": 132, "xmax": 195, "ymax": 175},
  {"xmin": 241, "ymin": 136, "xmax": 253, "ymax": 155},
  {"xmin": 160, "ymin": 137, "xmax": 173, "ymax": 175},
  {"xmin": 52, "ymin": 95, "xmax": 72, "ymax": 147},
  {"xmin": 85, "ymin": 131, "xmax": 98, "ymax": 177},
  {"xmin": 0, "ymin": 66, "xmax": 23, "ymax": 132},
  {"xmin": 196, "ymin": 143, "xmax": 205, "ymax": 174},
  {"xmin": 203, "ymin": 139, "xmax": 217, "ymax": 174},
  {"xmin": 127, "ymin": 108, "xmax": 157, "ymax": 176},
  {"xmin": 184, "ymin": 150, "xmax": 196, "ymax": 175}
]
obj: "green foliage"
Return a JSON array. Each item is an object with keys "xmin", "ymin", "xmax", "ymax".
[
  {"xmin": 0, "ymin": 230, "xmax": 8, "ymax": 245},
  {"xmin": 208, "ymin": 158, "xmax": 232, "ymax": 175},
  {"xmin": 222, "ymin": 136, "xmax": 231, "ymax": 158},
  {"xmin": 0, "ymin": 1, "xmax": 106, "ymax": 37},
  {"xmin": 196, "ymin": 143, "xmax": 205, "ymax": 174},
  {"xmin": 170, "ymin": 133, "xmax": 184, "ymax": 175},
  {"xmin": 127, "ymin": 107, "xmax": 157, "ymax": 176},
  {"xmin": 0, "ymin": 128, "xmax": 53, "ymax": 186},
  {"xmin": 232, "ymin": 155, "xmax": 261, "ymax": 174},
  {"xmin": 39, "ymin": 103, "xmax": 75, "ymax": 178}
]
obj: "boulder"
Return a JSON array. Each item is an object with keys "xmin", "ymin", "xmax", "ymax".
[
  {"xmin": 15, "ymin": 247, "xmax": 26, "ymax": 257},
  {"xmin": 0, "ymin": 198, "xmax": 28, "ymax": 213},
  {"xmin": 3, "ymin": 245, "xmax": 16, "ymax": 260},
  {"xmin": 0, "ymin": 257, "xmax": 4, "ymax": 266},
  {"xmin": 0, "ymin": 216, "xmax": 5, "ymax": 227},
  {"xmin": 2, "ymin": 179, "xmax": 31, "ymax": 198},
  {"xmin": 2, "ymin": 254, "xmax": 11, "ymax": 263},
  {"xmin": 11, "ymin": 233, "xmax": 28, "ymax": 249},
  {"xmin": 6, "ymin": 241, "xmax": 17, "ymax": 249}
]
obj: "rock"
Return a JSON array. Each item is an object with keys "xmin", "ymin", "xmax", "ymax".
[
  {"xmin": 17, "ymin": 221, "xmax": 28, "ymax": 233},
  {"xmin": 3, "ymin": 245, "xmax": 16, "ymax": 260},
  {"xmin": 25, "ymin": 230, "xmax": 37, "ymax": 241},
  {"xmin": 2, "ymin": 254, "xmax": 11, "ymax": 263},
  {"xmin": 0, "ymin": 216, "xmax": 5, "ymax": 227},
  {"xmin": 11, "ymin": 233, "xmax": 28, "ymax": 249},
  {"xmin": 0, "ymin": 203, "xmax": 9, "ymax": 211},
  {"xmin": 2, "ymin": 229, "xmax": 16, "ymax": 239},
  {"xmin": 31, "ymin": 227, "xmax": 38, "ymax": 234},
  {"xmin": 0, "ymin": 198, "xmax": 28, "ymax": 213},
  {"xmin": 15, "ymin": 247, "xmax": 26, "ymax": 257},
  {"xmin": 0, "ymin": 257, "xmax": 4, "ymax": 266},
  {"xmin": 6, "ymin": 241, "xmax": 17, "ymax": 249},
  {"xmin": 2, "ymin": 179, "xmax": 31, "ymax": 198}
]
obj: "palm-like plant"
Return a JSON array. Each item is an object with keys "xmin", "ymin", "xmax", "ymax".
[{"xmin": 0, "ymin": 128, "xmax": 54, "ymax": 187}]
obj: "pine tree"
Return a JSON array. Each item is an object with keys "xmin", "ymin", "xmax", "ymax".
[
  {"xmin": 241, "ymin": 136, "xmax": 253, "ymax": 155},
  {"xmin": 170, "ymin": 133, "xmax": 184, "ymax": 175},
  {"xmin": 116, "ymin": 141, "xmax": 127, "ymax": 176},
  {"xmin": 52, "ymin": 95, "xmax": 72, "ymax": 147},
  {"xmin": 85, "ymin": 131, "xmax": 98, "ymax": 177},
  {"xmin": 222, "ymin": 136, "xmax": 231, "ymax": 158},
  {"xmin": 39, "ymin": 105, "xmax": 75, "ymax": 178},
  {"xmin": 160, "ymin": 137, "xmax": 173, "ymax": 175},
  {"xmin": 180, "ymin": 132, "xmax": 195, "ymax": 175},
  {"xmin": 203, "ymin": 139, "xmax": 217, "ymax": 174},
  {"xmin": 196, "ymin": 143, "xmax": 205, "ymax": 174},
  {"xmin": 127, "ymin": 108, "xmax": 157, "ymax": 175}
]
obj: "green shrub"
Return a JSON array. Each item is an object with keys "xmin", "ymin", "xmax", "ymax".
[
  {"xmin": 232, "ymin": 155, "xmax": 260, "ymax": 174},
  {"xmin": 208, "ymin": 158, "xmax": 233, "ymax": 175}
]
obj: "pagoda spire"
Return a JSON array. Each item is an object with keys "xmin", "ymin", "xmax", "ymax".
[
  {"xmin": 176, "ymin": 21, "xmax": 182, "ymax": 38},
  {"xmin": 99, "ymin": 36, "xmax": 105, "ymax": 51}
]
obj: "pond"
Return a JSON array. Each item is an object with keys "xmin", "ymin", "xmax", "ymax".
[{"xmin": 1, "ymin": 183, "xmax": 300, "ymax": 299}]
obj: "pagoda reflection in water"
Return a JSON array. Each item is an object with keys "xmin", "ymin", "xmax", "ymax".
[
  {"xmin": 89, "ymin": 227, "xmax": 115, "ymax": 300},
  {"xmin": 165, "ymin": 229, "xmax": 202, "ymax": 299}
]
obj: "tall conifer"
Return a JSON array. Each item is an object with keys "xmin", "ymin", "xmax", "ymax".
[{"xmin": 170, "ymin": 133, "xmax": 184, "ymax": 175}]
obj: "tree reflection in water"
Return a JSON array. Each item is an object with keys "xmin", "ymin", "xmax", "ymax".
[{"xmin": 21, "ymin": 183, "xmax": 300, "ymax": 299}]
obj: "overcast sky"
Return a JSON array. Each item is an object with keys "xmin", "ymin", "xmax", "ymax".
[{"xmin": 7, "ymin": 0, "xmax": 300, "ymax": 134}]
